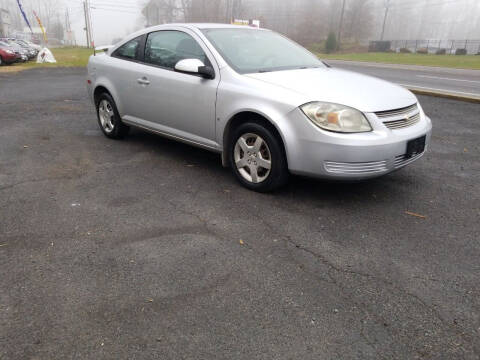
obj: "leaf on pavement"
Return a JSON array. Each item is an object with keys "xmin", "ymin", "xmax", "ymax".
[{"xmin": 405, "ymin": 211, "xmax": 427, "ymax": 219}]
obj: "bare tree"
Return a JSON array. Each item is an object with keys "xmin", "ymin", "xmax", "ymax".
[{"xmin": 344, "ymin": 0, "xmax": 374, "ymax": 42}]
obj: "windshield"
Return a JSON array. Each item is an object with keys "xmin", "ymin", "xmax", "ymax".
[{"xmin": 202, "ymin": 28, "xmax": 324, "ymax": 74}]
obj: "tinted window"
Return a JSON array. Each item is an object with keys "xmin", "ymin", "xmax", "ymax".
[
  {"xmin": 202, "ymin": 29, "xmax": 323, "ymax": 74},
  {"xmin": 113, "ymin": 36, "xmax": 142, "ymax": 60},
  {"xmin": 144, "ymin": 31, "xmax": 208, "ymax": 69}
]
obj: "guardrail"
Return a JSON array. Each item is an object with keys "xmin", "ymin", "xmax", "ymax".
[{"xmin": 369, "ymin": 40, "xmax": 480, "ymax": 55}]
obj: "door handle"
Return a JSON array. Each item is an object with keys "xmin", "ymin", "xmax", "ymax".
[{"xmin": 137, "ymin": 77, "xmax": 150, "ymax": 85}]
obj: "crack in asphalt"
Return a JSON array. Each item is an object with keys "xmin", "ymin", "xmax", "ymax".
[
  {"xmin": 282, "ymin": 236, "xmax": 476, "ymax": 355},
  {"xmin": 148, "ymin": 189, "xmax": 477, "ymax": 356}
]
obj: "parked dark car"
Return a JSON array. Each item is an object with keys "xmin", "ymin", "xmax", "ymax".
[
  {"xmin": 0, "ymin": 38, "xmax": 29, "ymax": 62},
  {"xmin": 0, "ymin": 41, "xmax": 20, "ymax": 65}
]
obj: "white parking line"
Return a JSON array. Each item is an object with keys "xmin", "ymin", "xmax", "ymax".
[
  {"xmin": 416, "ymin": 75, "xmax": 480, "ymax": 84},
  {"xmin": 398, "ymin": 84, "xmax": 480, "ymax": 98}
]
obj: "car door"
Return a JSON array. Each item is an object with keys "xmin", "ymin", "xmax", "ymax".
[
  {"xmin": 108, "ymin": 35, "xmax": 146, "ymax": 117},
  {"xmin": 126, "ymin": 29, "xmax": 220, "ymax": 147}
]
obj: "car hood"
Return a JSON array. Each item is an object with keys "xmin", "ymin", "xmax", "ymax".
[{"xmin": 244, "ymin": 67, "xmax": 417, "ymax": 113}]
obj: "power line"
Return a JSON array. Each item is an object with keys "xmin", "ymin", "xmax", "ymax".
[
  {"xmin": 91, "ymin": 2, "xmax": 142, "ymax": 9},
  {"xmin": 90, "ymin": 6, "xmax": 140, "ymax": 14},
  {"xmin": 391, "ymin": 0, "xmax": 466, "ymax": 10}
]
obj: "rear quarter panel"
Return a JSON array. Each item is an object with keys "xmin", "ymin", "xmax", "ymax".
[{"xmin": 87, "ymin": 54, "xmax": 125, "ymax": 114}]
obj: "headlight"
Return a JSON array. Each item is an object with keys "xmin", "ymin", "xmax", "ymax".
[
  {"xmin": 301, "ymin": 102, "xmax": 372, "ymax": 133},
  {"xmin": 6, "ymin": 50, "xmax": 14, "ymax": 54}
]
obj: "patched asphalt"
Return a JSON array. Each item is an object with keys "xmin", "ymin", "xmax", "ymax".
[{"xmin": 1, "ymin": 68, "xmax": 479, "ymax": 359}]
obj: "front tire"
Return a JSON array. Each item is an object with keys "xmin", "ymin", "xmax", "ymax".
[
  {"xmin": 96, "ymin": 93, "xmax": 130, "ymax": 139},
  {"xmin": 229, "ymin": 122, "xmax": 289, "ymax": 192}
]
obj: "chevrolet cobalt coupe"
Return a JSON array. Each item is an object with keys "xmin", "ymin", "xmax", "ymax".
[{"xmin": 87, "ymin": 24, "xmax": 432, "ymax": 192}]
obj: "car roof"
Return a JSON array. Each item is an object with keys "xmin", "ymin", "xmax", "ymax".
[
  {"xmin": 147, "ymin": 23, "xmax": 265, "ymax": 31},
  {"xmin": 187, "ymin": 23, "xmax": 263, "ymax": 30}
]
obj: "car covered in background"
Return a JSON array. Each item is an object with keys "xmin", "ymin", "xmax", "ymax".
[
  {"xmin": 12, "ymin": 39, "xmax": 39, "ymax": 58},
  {"xmin": 0, "ymin": 41, "xmax": 21, "ymax": 65},
  {"xmin": 16, "ymin": 39, "xmax": 41, "ymax": 51}
]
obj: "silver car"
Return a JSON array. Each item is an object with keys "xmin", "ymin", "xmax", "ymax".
[{"xmin": 87, "ymin": 23, "xmax": 432, "ymax": 192}]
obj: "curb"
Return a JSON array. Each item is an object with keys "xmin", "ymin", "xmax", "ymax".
[{"xmin": 405, "ymin": 86, "xmax": 480, "ymax": 103}]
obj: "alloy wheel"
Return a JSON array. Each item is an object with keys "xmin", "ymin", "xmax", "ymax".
[
  {"xmin": 234, "ymin": 133, "xmax": 272, "ymax": 184},
  {"xmin": 98, "ymin": 99, "xmax": 115, "ymax": 133}
]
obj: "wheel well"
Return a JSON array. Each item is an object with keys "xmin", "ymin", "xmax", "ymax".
[
  {"xmin": 93, "ymin": 86, "xmax": 111, "ymax": 105},
  {"xmin": 222, "ymin": 111, "xmax": 287, "ymax": 168}
]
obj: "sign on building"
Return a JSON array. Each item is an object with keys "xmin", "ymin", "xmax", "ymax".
[{"xmin": 232, "ymin": 19, "xmax": 261, "ymax": 28}]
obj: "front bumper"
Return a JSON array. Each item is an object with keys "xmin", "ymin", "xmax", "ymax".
[{"xmin": 283, "ymin": 108, "xmax": 432, "ymax": 179}]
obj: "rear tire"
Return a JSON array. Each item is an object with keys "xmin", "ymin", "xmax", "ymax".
[
  {"xmin": 95, "ymin": 93, "xmax": 130, "ymax": 139},
  {"xmin": 229, "ymin": 121, "xmax": 289, "ymax": 192}
]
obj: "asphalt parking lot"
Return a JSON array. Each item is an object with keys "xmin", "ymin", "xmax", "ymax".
[{"xmin": 1, "ymin": 68, "xmax": 479, "ymax": 359}]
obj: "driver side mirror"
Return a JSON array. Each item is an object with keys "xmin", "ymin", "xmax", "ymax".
[{"xmin": 175, "ymin": 59, "xmax": 215, "ymax": 79}]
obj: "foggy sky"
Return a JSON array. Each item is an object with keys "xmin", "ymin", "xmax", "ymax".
[
  {"xmin": 65, "ymin": 0, "xmax": 146, "ymax": 46},
  {"xmin": 2, "ymin": 0, "xmax": 479, "ymax": 46}
]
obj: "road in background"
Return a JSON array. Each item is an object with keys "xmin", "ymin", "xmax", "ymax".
[
  {"xmin": 1, "ymin": 69, "xmax": 479, "ymax": 359},
  {"xmin": 326, "ymin": 60, "xmax": 480, "ymax": 99}
]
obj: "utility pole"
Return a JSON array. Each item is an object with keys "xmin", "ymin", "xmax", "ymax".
[
  {"xmin": 65, "ymin": 8, "xmax": 72, "ymax": 46},
  {"xmin": 87, "ymin": 0, "xmax": 94, "ymax": 47},
  {"xmin": 380, "ymin": 0, "xmax": 391, "ymax": 41},
  {"xmin": 83, "ymin": 1, "xmax": 90, "ymax": 48},
  {"xmin": 336, "ymin": 0, "xmax": 346, "ymax": 50},
  {"xmin": 82, "ymin": 0, "xmax": 94, "ymax": 48}
]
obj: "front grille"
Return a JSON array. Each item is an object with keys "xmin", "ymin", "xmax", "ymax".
[
  {"xmin": 394, "ymin": 152, "xmax": 424, "ymax": 169},
  {"xmin": 383, "ymin": 113, "xmax": 421, "ymax": 130},
  {"xmin": 324, "ymin": 160, "xmax": 388, "ymax": 174},
  {"xmin": 375, "ymin": 103, "xmax": 421, "ymax": 130},
  {"xmin": 375, "ymin": 104, "xmax": 418, "ymax": 119}
]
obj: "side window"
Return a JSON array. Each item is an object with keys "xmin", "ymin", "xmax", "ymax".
[
  {"xmin": 112, "ymin": 36, "xmax": 142, "ymax": 60},
  {"xmin": 144, "ymin": 30, "xmax": 209, "ymax": 70}
]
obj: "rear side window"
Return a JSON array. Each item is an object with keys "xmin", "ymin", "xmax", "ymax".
[
  {"xmin": 112, "ymin": 36, "xmax": 142, "ymax": 60},
  {"xmin": 144, "ymin": 30, "xmax": 208, "ymax": 69}
]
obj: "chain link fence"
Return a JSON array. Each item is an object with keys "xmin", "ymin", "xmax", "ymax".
[{"xmin": 369, "ymin": 40, "xmax": 480, "ymax": 55}]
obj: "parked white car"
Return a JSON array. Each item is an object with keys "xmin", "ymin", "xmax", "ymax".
[{"xmin": 87, "ymin": 24, "xmax": 432, "ymax": 192}]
